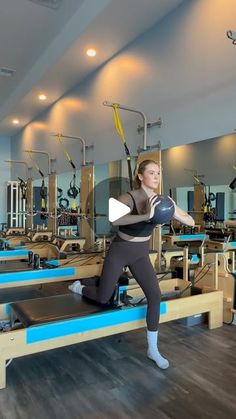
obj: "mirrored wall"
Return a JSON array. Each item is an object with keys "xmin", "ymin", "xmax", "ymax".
[{"xmin": 176, "ymin": 185, "xmax": 236, "ymax": 221}]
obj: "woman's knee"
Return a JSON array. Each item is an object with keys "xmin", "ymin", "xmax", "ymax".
[
  {"xmin": 98, "ymin": 288, "xmax": 116, "ymax": 305},
  {"xmin": 98, "ymin": 295, "xmax": 111, "ymax": 305},
  {"xmin": 146, "ymin": 287, "xmax": 161, "ymax": 305}
]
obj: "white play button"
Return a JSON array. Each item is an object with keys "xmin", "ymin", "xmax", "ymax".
[{"xmin": 108, "ymin": 198, "xmax": 130, "ymax": 222}]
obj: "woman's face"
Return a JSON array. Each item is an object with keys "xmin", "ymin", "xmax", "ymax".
[{"xmin": 138, "ymin": 163, "xmax": 160, "ymax": 189}]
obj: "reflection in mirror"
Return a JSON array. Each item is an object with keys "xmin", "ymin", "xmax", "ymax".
[
  {"xmin": 56, "ymin": 170, "xmax": 81, "ymax": 231},
  {"xmin": 32, "ymin": 176, "xmax": 48, "ymax": 229},
  {"xmin": 176, "ymin": 185, "xmax": 236, "ymax": 226},
  {"xmin": 32, "ymin": 169, "xmax": 81, "ymax": 231}
]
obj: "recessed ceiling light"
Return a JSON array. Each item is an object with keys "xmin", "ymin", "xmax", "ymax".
[
  {"xmin": 38, "ymin": 94, "xmax": 47, "ymax": 101},
  {"xmin": 86, "ymin": 48, "xmax": 96, "ymax": 57},
  {"xmin": 12, "ymin": 119, "xmax": 19, "ymax": 125}
]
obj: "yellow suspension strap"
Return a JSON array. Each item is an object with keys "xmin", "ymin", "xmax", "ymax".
[
  {"xmin": 113, "ymin": 103, "xmax": 133, "ymax": 189},
  {"xmin": 27, "ymin": 151, "xmax": 47, "ymax": 218},
  {"xmin": 57, "ymin": 134, "xmax": 79, "ymax": 212},
  {"xmin": 67, "ymin": 173, "xmax": 79, "ymax": 212},
  {"xmin": 40, "ymin": 179, "xmax": 47, "ymax": 219},
  {"xmin": 57, "ymin": 133, "xmax": 76, "ymax": 171}
]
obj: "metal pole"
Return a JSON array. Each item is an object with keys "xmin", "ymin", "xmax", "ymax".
[
  {"xmin": 4, "ymin": 160, "xmax": 30, "ymax": 180},
  {"xmin": 103, "ymin": 101, "xmax": 148, "ymax": 150},
  {"xmin": 50, "ymin": 133, "xmax": 86, "ymax": 166},
  {"xmin": 24, "ymin": 150, "xmax": 51, "ymax": 175}
]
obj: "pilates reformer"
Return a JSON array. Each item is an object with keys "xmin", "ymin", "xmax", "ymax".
[
  {"xmin": 0, "ymin": 274, "xmax": 223, "ymax": 390},
  {"xmin": 0, "ymin": 248, "xmax": 160, "ymax": 320},
  {"xmin": 0, "ymin": 123, "xmax": 225, "ymax": 390},
  {"xmin": 162, "ymin": 233, "xmax": 208, "ymax": 248},
  {"xmin": 192, "ymin": 226, "xmax": 236, "ymax": 323},
  {"xmin": 161, "ymin": 230, "xmax": 236, "ymax": 324}
]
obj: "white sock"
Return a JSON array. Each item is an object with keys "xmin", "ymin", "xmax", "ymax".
[
  {"xmin": 147, "ymin": 330, "xmax": 169, "ymax": 369},
  {"xmin": 68, "ymin": 280, "xmax": 84, "ymax": 295}
]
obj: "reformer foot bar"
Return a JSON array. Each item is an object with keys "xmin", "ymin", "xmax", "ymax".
[{"xmin": 0, "ymin": 289, "xmax": 223, "ymax": 389}]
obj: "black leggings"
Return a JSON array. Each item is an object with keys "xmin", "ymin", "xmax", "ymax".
[{"xmin": 82, "ymin": 236, "xmax": 161, "ymax": 331}]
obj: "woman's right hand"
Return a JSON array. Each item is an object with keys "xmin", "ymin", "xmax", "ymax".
[{"xmin": 147, "ymin": 195, "xmax": 161, "ymax": 220}]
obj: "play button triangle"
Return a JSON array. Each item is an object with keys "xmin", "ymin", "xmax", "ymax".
[{"xmin": 108, "ymin": 198, "xmax": 130, "ymax": 222}]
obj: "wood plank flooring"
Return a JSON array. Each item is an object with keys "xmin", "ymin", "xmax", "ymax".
[{"xmin": 0, "ymin": 322, "xmax": 235, "ymax": 419}]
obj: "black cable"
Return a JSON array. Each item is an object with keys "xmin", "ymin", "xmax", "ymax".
[
  {"xmin": 223, "ymin": 312, "xmax": 235, "ymax": 325},
  {"xmin": 67, "ymin": 173, "xmax": 80, "ymax": 198},
  {"xmin": 126, "ymin": 296, "xmax": 146, "ymax": 307},
  {"xmin": 57, "ymin": 188, "xmax": 63, "ymax": 199},
  {"xmin": 158, "ymin": 271, "xmax": 173, "ymax": 281},
  {"xmin": 229, "ymin": 177, "xmax": 236, "ymax": 190},
  {"xmin": 59, "ymin": 198, "xmax": 69, "ymax": 209},
  {"xmin": 194, "ymin": 265, "xmax": 211, "ymax": 284},
  {"xmin": 194, "ymin": 264, "xmax": 211, "ymax": 280},
  {"xmin": 124, "ymin": 143, "xmax": 133, "ymax": 190},
  {"xmin": 40, "ymin": 178, "xmax": 46, "ymax": 199},
  {"xmin": 44, "ymin": 254, "xmax": 97, "ymax": 269},
  {"xmin": 173, "ymin": 264, "xmax": 212, "ymax": 299},
  {"xmin": 18, "ymin": 177, "xmax": 27, "ymax": 200},
  {"xmin": 60, "ymin": 254, "xmax": 98, "ymax": 267}
]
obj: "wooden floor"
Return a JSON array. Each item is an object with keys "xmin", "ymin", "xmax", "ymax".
[{"xmin": 0, "ymin": 321, "xmax": 235, "ymax": 419}]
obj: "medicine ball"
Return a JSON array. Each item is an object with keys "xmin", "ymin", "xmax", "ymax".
[{"xmin": 151, "ymin": 195, "xmax": 175, "ymax": 224}]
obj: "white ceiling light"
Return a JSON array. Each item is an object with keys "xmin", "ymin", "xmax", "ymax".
[
  {"xmin": 12, "ymin": 119, "xmax": 19, "ymax": 125},
  {"xmin": 86, "ymin": 48, "xmax": 97, "ymax": 57},
  {"xmin": 27, "ymin": 0, "xmax": 63, "ymax": 10},
  {"xmin": 38, "ymin": 94, "xmax": 47, "ymax": 101}
]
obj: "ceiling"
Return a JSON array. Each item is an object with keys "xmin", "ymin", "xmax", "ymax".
[{"xmin": 0, "ymin": 0, "xmax": 185, "ymax": 136}]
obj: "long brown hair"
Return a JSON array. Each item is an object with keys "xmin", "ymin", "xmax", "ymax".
[{"xmin": 133, "ymin": 159, "xmax": 159, "ymax": 189}]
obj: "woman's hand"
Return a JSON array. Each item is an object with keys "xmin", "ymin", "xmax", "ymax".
[{"xmin": 147, "ymin": 195, "xmax": 161, "ymax": 220}]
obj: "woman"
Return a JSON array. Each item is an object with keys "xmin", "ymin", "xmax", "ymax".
[{"xmin": 70, "ymin": 160, "xmax": 195, "ymax": 369}]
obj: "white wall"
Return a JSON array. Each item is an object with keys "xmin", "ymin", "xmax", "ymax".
[
  {"xmin": 10, "ymin": 0, "xmax": 236, "ymax": 176},
  {"xmin": 162, "ymin": 133, "xmax": 236, "ymax": 192}
]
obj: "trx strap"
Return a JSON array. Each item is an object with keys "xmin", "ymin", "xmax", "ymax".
[
  {"xmin": 18, "ymin": 177, "xmax": 27, "ymax": 200},
  {"xmin": 229, "ymin": 165, "xmax": 236, "ymax": 190},
  {"xmin": 57, "ymin": 134, "xmax": 79, "ymax": 212},
  {"xmin": 230, "ymin": 177, "xmax": 236, "ymax": 190},
  {"xmin": 27, "ymin": 152, "xmax": 44, "ymax": 178},
  {"xmin": 57, "ymin": 188, "xmax": 63, "ymax": 199},
  {"xmin": 26, "ymin": 151, "xmax": 47, "ymax": 218},
  {"xmin": 57, "ymin": 134, "xmax": 76, "ymax": 170},
  {"xmin": 67, "ymin": 173, "xmax": 79, "ymax": 212},
  {"xmin": 40, "ymin": 178, "xmax": 47, "ymax": 219},
  {"xmin": 113, "ymin": 103, "xmax": 133, "ymax": 190},
  {"xmin": 203, "ymin": 187, "xmax": 216, "ymax": 222}
]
